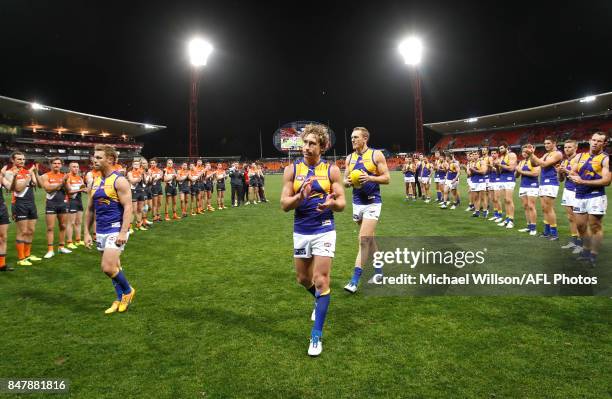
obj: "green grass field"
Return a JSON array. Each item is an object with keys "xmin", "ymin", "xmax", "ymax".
[{"xmin": 1, "ymin": 171, "xmax": 610, "ymax": 398}]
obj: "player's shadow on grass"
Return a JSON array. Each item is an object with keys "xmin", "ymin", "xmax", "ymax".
[
  {"xmin": 174, "ymin": 306, "xmax": 304, "ymax": 346},
  {"xmin": 17, "ymin": 288, "xmax": 102, "ymax": 313}
]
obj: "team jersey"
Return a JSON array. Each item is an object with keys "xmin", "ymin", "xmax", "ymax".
[
  {"xmin": 434, "ymin": 159, "xmax": 446, "ymax": 179},
  {"xmin": 499, "ymin": 153, "xmax": 516, "ymax": 182},
  {"xmin": 91, "ymin": 172, "xmax": 124, "ymax": 234},
  {"xmin": 560, "ymin": 156, "xmax": 577, "ymax": 191},
  {"xmin": 540, "ymin": 150, "xmax": 562, "ymax": 186},
  {"xmin": 420, "ymin": 162, "xmax": 431, "ymax": 177},
  {"xmin": 149, "ymin": 167, "xmax": 163, "ymax": 188},
  {"xmin": 164, "ymin": 167, "xmax": 177, "ymax": 187},
  {"xmin": 403, "ymin": 164, "xmax": 414, "ymax": 177},
  {"xmin": 470, "ymin": 159, "xmax": 486, "ymax": 183},
  {"xmin": 574, "ymin": 152, "xmax": 608, "ymax": 199},
  {"xmin": 489, "ymin": 159, "xmax": 500, "ymax": 181},
  {"xmin": 347, "ymin": 148, "xmax": 381, "ymax": 205},
  {"xmin": 177, "ymin": 169, "xmax": 190, "ymax": 190},
  {"xmin": 518, "ymin": 159, "xmax": 539, "ymax": 188},
  {"xmin": 67, "ymin": 174, "xmax": 85, "ymax": 200},
  {"xmin": 11, "ymin": 167, "xmax": 35, "ymax": 203},
  {"xmin": 446, "ymin": 161, "xmax": 459, "ymax": 180},
  {"xmin": 43, "ymin": 171, "xmax": 67, "ymax": 203},
  {"xmin": 292, "ymin": 160, "xmax": 334, "ymax": 235},
  {"xmin": 482, "ymin": 156, "xmax": 491, "ymax": 180},
  {"xmin": 129, "ymin": 169, "xmax": 144, "ymax": 191}
]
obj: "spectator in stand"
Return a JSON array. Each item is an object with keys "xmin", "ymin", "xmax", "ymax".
[{"xmin": 229, "ymin": 162, "xmax": 243, "ymax": 207}]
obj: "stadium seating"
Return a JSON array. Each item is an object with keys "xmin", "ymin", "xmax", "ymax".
[{"xmin": 432, "ymin": 118, "xmax": 612, "ymax": 152}]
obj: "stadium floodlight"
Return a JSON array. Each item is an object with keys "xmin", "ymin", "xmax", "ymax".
[
  {"xmin": 579, "ymin": 95, "xmax": 596, "ymax": 103},
  {"xmin": 465, "ymin": 117, "xmax": 478, "ymax": 123},
  {"xmin": 144, "ymin": 124, "xmax": 155, "ymax": 129},
  {"xmin": 398, "ymin": 37, "xmax": 423, "ymax": 65},
  {"xmin": 31, "ymin": 102, "xmax": 49, "ymax": 111},
  {"xmin": 188, "ymin": 38, "xmax": 213, "ymax": 67}
]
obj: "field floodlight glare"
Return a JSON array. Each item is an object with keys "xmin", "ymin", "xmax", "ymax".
[
  {"xmin": 188, "ymin": 38, "xmax": 213, "ymax": 67},
  {"xmin": 465, "ymin": 117, "xmax": 478, "ymax": 123},
  {"xmin": 399, "ymin": 37, "xmax": 423, "ymax": 66},
  {"xmin": 579, "ymin": 95, "xmax": 596, "ymax": 103},
  {"xmin": 31, "ymin": 102, "xmax": 49, "ymax": 111}
]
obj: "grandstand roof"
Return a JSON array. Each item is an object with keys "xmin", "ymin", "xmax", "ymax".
[
  {"xmin": 425, "ymin": 91, "xmax": 612, "ymax": 135},
  {"xmin": 0, "ymin": 95, "xmax": 165, "ymax": 137}
]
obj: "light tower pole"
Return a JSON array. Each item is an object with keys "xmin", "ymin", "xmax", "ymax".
[
  {"xmin": 399, "ymin": 37, "xmax": 424, "ymax": 153},
  {"xmin": 188, "ymin": 38, "xmax": 213, "ymax": 159}
]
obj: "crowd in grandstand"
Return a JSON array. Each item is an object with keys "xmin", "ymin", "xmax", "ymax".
[{"xmin": 402, "ymin": 132, "xmax": 610, "ymax": 266}]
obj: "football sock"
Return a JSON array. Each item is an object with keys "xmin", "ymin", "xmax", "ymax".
[
  {"xmin": 24, "ymin": 242, "xmax": 32, "ymax": 257},
  {"xmin": 0, "ymin": 254, "xmax": 5, "ymax": 267},
  {"xmin": 437, "ymin": 191, "xmax": 442, "ymax": 201},
  {"xmin": 312, "ymin": 289, "xmax": 330, "ymax": 335},
  {"xmin": 112, "ymin": 279, "xmax": 123, "ymax": 301},
  {"xmin": 550, "ymin": 224, "xmax": 558, "ymax": 237},
  {"xmin": 543, "ymin": 223, "xmax": 551, "ymax": 236},
  {"xmin": 111, "ymin": 270, "xmax": 132, "ymax": 295},
  {"xmin": 351, "ymin": 267, "xmax": 362, "ymax": 285},
  {"xmin": 16, "ymin": 241, "xmax": 25, "ymax": 260}
]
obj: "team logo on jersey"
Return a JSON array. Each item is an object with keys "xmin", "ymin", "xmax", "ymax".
[{"xmin": 296, "ymin": 175, "xmax": 305, "ymax": 181}]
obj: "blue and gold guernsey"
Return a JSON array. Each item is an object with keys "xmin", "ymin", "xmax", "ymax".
[
  {"xmin": 348, "ymin": 148, "xmax": 381, "ymax": 205},
  {"xmin": 575, "ymin": 152, "xmax": 608, "ymax": 199},
  {"xmin": 518, "ymin": 159, "xmax": 539, "ymax": 188},
  {"xmin": 560, "ymin": 157, "xmax": 576, "ymax": 191},
  {"xmin": 91, "ymin": 172, "xmax": 124, "ymax": 234},
  {"xmin": 446, "ymin": 161, "xmax": 459, "ymax": 180},
  {"xmin": 293, "ymin": 160, "xmax": 334, "ymax": 235},
  {"xmin": 421, "ymin": 162, "xmax": 431, "ymax": 178},
  {"xmin": 499, "ymin": 153, "xmax": 515, "ymax": 182},
  {"xmin": 540, "ymin": 150, "xmax": 562, "ymax": 186}
]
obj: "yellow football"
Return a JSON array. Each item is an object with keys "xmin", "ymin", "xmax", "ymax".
[{"xmin": 350, "ymin": 169, "xmax": 364, "ymax": 188}]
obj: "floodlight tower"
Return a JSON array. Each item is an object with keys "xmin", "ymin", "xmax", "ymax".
[
  {"xmin": 188, "ymin": 38, "xmax": 213, "ymax": 159},
  {"xmin": 399, "ymin": 37, "xmax": 424, "ymax": 153}
]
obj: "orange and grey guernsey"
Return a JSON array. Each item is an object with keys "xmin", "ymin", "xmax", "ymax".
[
  {"xmin": 67, "ymin": 174, "xmax": 84, "ymax": 200},
  {"xmin": 292, "ymin": 159, "xmax": 334, "ymax": 235},
  {"xmin": 44, "ymin": 171, "xmax": 67, "ymax": 204},
  {"xmin": 11, "ymin": 167, "xmax": 35, "ymax": 204}
]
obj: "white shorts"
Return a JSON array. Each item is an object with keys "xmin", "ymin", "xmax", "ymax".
[
  {"xmin": 539, "ymin": 184, "xmax": 559, "ymax": 198},
  {"xmin": 519, "ymin": 187, "xmax": 539, "ymax": 197},
  {"xmin": 500, "ymin": 182, "xmax": 516, "ymax": 191},
  {"xmin": 293, "ymin": 230, "xmax": 336, "ymax": 258},
  {"xmin": 404, "ymin": 176, "xmax": 415, "ymax": 183},
  {"xmin": 419, "ymin": 177, "xmax": 430, "ymax": 185},
  {"xmin": 490, "ymin": 181, "xmax": 502, "ymax": 191},
  {"xmin": 561, "ymin": 189, "xmax": 576, "ymax": 208},
  {"xmin": 444, "ymin": 179, "xmax": 458, "ymax": 190},
  {"xmin": 96, "ymin": 231, "xmax": 129, "ymax": 252},
  {"xmin": 573, "ymin": 196, "xmax": 607, "ymax": 215},
  {"xmin": 353, "ymin": 202, "xmax": 382, "ymax": 222},
  {"xmin": 434, "ymin": 177, "xmax": 442, "ymax": 184},
  {"xmin": 471, "ymin": 182, "xmax": 487, "ymax": 192},
  {"xmin": 467, "ymin": 180, "xmax": 475, "ymax": 192}
]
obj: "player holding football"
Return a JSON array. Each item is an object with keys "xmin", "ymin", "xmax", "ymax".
[
  {"xmin": 84, "ymin": 144, "xmax": 136, "ymax": 314},
  {"xmin": 281, "ymin": 124, "xmax": 345, "ymax": 356},
  {"xmin": 343, "ymin": 127, "xmax": 390, "ymax": 293}
]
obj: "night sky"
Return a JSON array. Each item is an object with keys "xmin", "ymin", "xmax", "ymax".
[{"xmin": 2, "ymin": 0, "xmax": 611, "ymax": 158}]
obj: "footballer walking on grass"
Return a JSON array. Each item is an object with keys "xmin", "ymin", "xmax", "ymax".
[
  {"xmin": 281, "ymin": 124, "xmax": 345, "ymax": 357},
  {"xmin": 343, "ymin": 127, "xmax": 390, "ymax": 293},
  {"xmin": 84, "ymin": 144, "xmax": 136, "ymax": 314}
]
